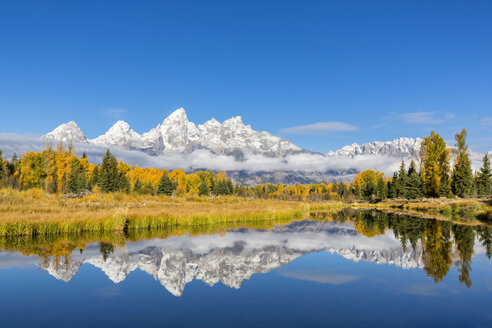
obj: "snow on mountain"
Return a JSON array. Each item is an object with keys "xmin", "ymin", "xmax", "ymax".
[
  {"xmin": 91, "ymin": 120, "xmax": 141, "ymax": 149},
  {"xmin": 39, "ymin": 110, "xmax": 490, "ymax": 184},
  {"xmin": 43, "ymin": 108, "xmax": 303, "ymax": 158},
  {"xmin": 43, "ymin": 121, "xmax": 88, "ymax": 144},
  {"xmin": 330, "ymin": 137, "xmax": 423, "ymax": 158}
]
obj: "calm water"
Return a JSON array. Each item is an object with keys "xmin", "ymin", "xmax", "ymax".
[{"xmin": 0, "ymin": 210, "xmax": 491, "ymax": 327}]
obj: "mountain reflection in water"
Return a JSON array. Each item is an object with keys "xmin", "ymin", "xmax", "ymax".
[{"xmin": 1, "ymin": 210, "xmax": 491, "ymax": 296}]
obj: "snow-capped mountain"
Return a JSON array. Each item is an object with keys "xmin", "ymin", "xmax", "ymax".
[
  {"xmin": 44, "ymin": 108, "xmax": 303, "ymax": 158},
  {"xmin": 41, "ymin": 109, "xmax": 432, "ymax": 160},
  {"xmin": 91, "ymin": 120, "xmax": 141, "ymax": 149},
  {"xmin": 43, "ymin": 121, "xmax": 88, "ymax": 144},
  {"xmin": 37, "ymin": 108, "xmax": 490, "ymax": 184},
  {"xmin": 330, "ymin": 137, "xmax": 423, "ymax": 158},
  {"xmin": 38, "ymin": 220, "xmax": 433, "ymax": 296}
]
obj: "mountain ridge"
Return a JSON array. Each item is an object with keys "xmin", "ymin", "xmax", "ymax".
[
  {"xmin": 43, "ymin": 108, "xmax": 431, "ymax": 159},
  {"xmin": 44, "ymin": 108, "xmax": 304, "ymax": 158}
]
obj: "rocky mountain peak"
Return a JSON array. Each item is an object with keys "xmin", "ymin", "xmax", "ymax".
[
  {"xmin": 164, "ymin": 108, "xmax": 189, "ymax": 124},
  {"xmin": 43, "ymin": 121, "xmax": 88, "ymax": 144},
  {"xmin": 43, "ymin": 108, "xmax": 302, "ymax": 157},
  {"xmin": 91, "ymin": 120, "xmax": 141, "ymax": 149}
]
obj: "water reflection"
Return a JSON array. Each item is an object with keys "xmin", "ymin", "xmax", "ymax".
[{"xmin": 0, "ymin": 210, "xmax": 490, "ymax": 295}]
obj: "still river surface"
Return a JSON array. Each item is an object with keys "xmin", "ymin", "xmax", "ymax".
[{"xmin": 0, "ymin": 210, "xmax": 491, "ymax": 327}]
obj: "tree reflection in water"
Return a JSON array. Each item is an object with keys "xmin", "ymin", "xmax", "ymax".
[{"xmin": 0, "ymin": 209, "xmax": 490, "ymax": 289}]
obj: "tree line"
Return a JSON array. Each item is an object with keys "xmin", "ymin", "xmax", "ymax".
[
  {"xmin": 0, "ymin": 145, "xmax": 235, "ymax": 197},
  {"xmin": 349, "ymin": 129, "xmax": 491, "ymax": 201},
  {"xmin": 0, "ymin": 128, "xmax": 490, "ymax": 200}
]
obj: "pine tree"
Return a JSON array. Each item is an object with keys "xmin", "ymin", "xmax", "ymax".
[
  {"xmin": 476, "ymin": 155, "xmax": 492, "ymax": 196},
  {"xmin": 143, "ymin": 182, "xmax": 155, "ymax": 195},
  {"xmin": 133, "ymin": 178, "xmax": 142, "ymax": 194},
  {"xmin": 213, "ymin": 179, "xmax": 230, "ymax": 195},
  {"xmin": 405, "ymin": 174, "xmax": 422, "ymax": 200},
  {"xmin": 387, "ymin": 172, "xmax": 398, "ymax": 198},
  {"xmin": 451, "ymin": 129, "xmax": 473, "ymax": 198},
  {"xmin": 118, "ymin": 172, "xmax": 130, "ymax": 193},
  {"xmin": 198, "ymin": 180, "xmax": 210, "ymax": 196},
  {"xmin": 438, "ymin": 174, "xmax": 450, "ymax": 197},
  {"xmin": 68, "ymin": 158, "xmax": 88, "ymax": 193},
  {"xmin": 396, "ymin": 160, "xmax": 407, "ymax": 198},
  {"xmin": 89, "ymin": 165, "xmax": 99, "ymax": 189},
  {"xmin": 98, "ymin": 150, "xmax": 119, "ymax": 192},
  {"xmin": 82, "ymin": 152, "xmax": 87, "ymax": 159},
  {"xmin": 364, "ymin": 178, "xmax": 376, "ymax": 199},
  {"xmin": 0, "ymin": 150, "xmax": 5, "ymax": 181},
  {"xmin": 420, "ymin": 131, "xmax": 451, "ymax": 197},
  {"xmin": 157, "ymin": 173, "xmax": 175, "ymax": 195},
  {"xmin": 226, "ymin": 179, "xmax": 234, "ymax": 195},
  {"xmin": 404, "ymin": 160, "xmax": 422, "ymax": 199},
  {"xmin": 376, "ymin": 177, "xmax": 387, "ymax": 200},
  {"xmin": 407, "ymin": 160, "xmax": 417, "ymax": 176}
]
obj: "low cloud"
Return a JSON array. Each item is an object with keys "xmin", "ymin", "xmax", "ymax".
[
  {"xmin": 280, "ymin": 122, "xmax": 358, "ymax": 135},
  {"xmin": 399, "ymin": 111, "xmax": 454, "ymax": 125},
  {"xmin": 0, "ymin": 134, "xmax": 405, "ymax": 178}
]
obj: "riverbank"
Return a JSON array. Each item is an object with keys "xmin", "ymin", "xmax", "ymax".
[{"xmin": 0, "ymin": 188, "xmax": 490, "ymax": 237}]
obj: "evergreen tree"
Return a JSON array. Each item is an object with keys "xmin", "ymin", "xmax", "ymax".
[
  {"xmin": 68, "ymin": 158, "xmax": 87, "ymax": 193},
  {"xmin": 364, "ymin": 178, "xmax": 376, "ymax": 199},
  {"xmin": 405, "ymin": 173, "xmax": 423, "ymax": 199},
  {"xmin": 403, "ymin": 160, "xmax": 422, "ymax": 199},
  {"xmin": 82, "ymin": 152, "xmax": 87, "ymax": 159},
  {"xmin": 420, "ymin": 131, "xmax": 451, "ymax": 197},
  {"xmin": 407, "ymin": 160, "xmax": 417, "ymax": 176},
  {"xmin": 157, "ymin": 173, "xmax": 175, "ymax": 195},
  {"xmin": 396, "ymin": 160, "xmax": 407, "ymax": 198},
  {"xmin": 198, "ymin": 180, "xmax": 210, "ymax": 196},
  {"xmin": 387, "ymin": 172, "xmax": 398, "ymax": 198},
  {"xmin": 133, "ymin": 178, "xmax": 142, "ymax": 194},
  {"xmin": 451, "ymin": 129, "xmax": 473, "ymax": 198},
  {"xmin": 438, "ymin": 174, "xmax": 450, "ymax": 197},
  {"xmin": 118, "ymin": 172, "xmax": 130, "ymax": 193},
  {"xmin": 476, "ymin": 155, "xmax": 491, "ymax": 196},
  {"xmin": 226, "ymin": 179, "xmax": 234, "ymax": 195},
  {"xmin": 89, "ymin": 165, "xmax": 99, "ymax": 190},
  {"xmin": 0, "ymin": 150, "xmax": 5, "ymax": 181},
  {"xmin": 213, "ymin": 179, "xmax": 230, "ymax": 195},
  {"xmin": 142, "ymin": 182, "xmax": 155, "ymax": 195},
  {"xmin": 375, "ymin": 177, "xmax": 387, "ymax": 201},
  {"xmin": 98, "ymin": 150, "xmax": 119, "ymax": 192}
]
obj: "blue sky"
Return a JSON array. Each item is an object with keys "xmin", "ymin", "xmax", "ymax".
[{"xmin": 0, "ymin": 0, "xmax": 491, "ymax": 153}]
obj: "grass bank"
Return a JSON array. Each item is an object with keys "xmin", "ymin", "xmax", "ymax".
[
  {"xmin": 352, "ymin": 197, "xmax": 492, "ymax": 223},
  {"xmin": 0, "ymin": 188, "xmax": 324, "ymax": 237},
  {"xmin": 0, "ymin": 188, "xmax": 490, "ymax": 237}
]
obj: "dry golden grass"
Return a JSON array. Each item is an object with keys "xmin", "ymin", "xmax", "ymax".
[
  {"xmin": 0, "ymin": 188, "xmax": 319, "ymax": 222},
  {"xmin": 0, "ymin": 188, "xmax": 490, "ymax": 237},
  {"xmin": 0, "ymin": 188, "xmax": 331, "ymax": 236}
]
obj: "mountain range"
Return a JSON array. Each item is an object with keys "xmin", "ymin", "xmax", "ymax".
[
  {"xmin": 43, "ymin": 108, "xmax": 430, "ymax": 159},
  {"xmin": 44, "ymin": 108, "xmax": 304, "ymax": 159},
  {"xmin": 40, "ymin": 108, "xmax": 490, "ymax": 184}
]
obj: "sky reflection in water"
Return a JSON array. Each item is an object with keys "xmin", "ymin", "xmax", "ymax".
[{"xmin": 0, "ymin": 211, "xmax": 491, "ymax": 327}]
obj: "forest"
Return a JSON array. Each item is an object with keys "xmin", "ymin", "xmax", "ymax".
[{"xmin": 0, "ymin": 128, "xmax": 490, "ymax": 201}]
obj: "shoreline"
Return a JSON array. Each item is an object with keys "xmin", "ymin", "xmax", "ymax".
[{"xmin": 0, "ymin": 188, "xmax": 490, "ymax": 237}]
